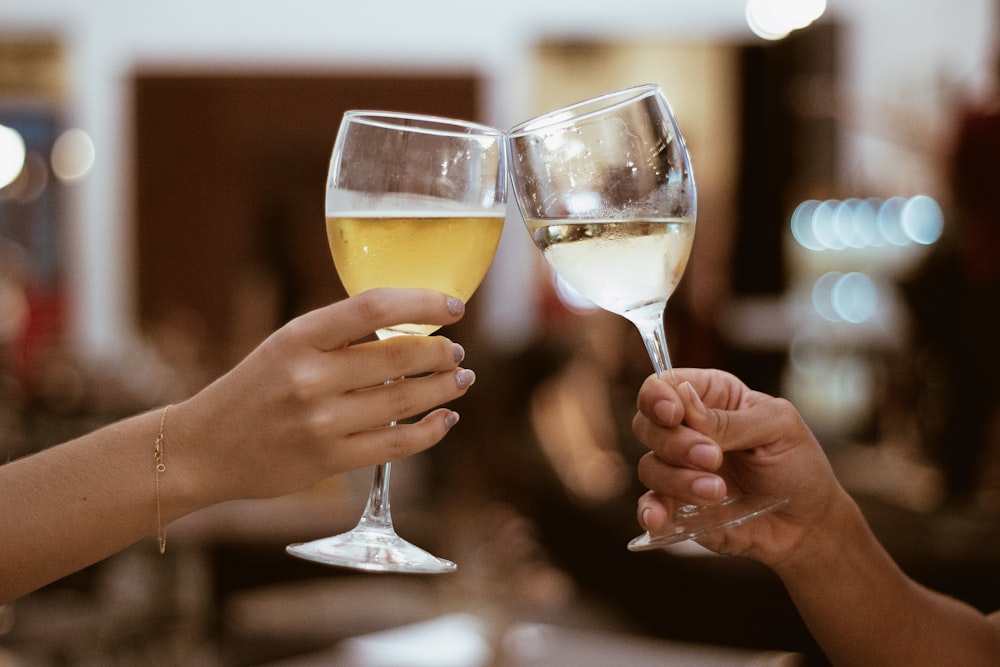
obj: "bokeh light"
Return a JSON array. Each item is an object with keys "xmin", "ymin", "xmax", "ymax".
[
  {"xmin": 901, "ymin": 194, "xmax": 944, "ymax": 245},
  {"xmin": 51, "ymin": 128, "xmax": 96, "ymax": 182},
  {"xmin": 746, "ymin": 0, "xmax": 826, "ymax": 41},
  {"xmin": 0, "ymin": 123, "xmax": 26, "ymax": 190},
  {"xmin": 876, "ymin": 196, "xmax": 909, "ymax": 246},
  {"xmin": 791, "ymin": 195, "xmax": 944, "ymax": 251},
  {"xmin": 811, "ymin": 270, "xmax": 879, "ymax": 323},
  {"xmin": 831, "ymin": 271, "xmax": 877, "ymax": 323}
]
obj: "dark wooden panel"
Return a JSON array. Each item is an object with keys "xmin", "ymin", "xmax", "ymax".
[{"xmin": 132, "ymin": 72, "xmax": 481, "ymax": 363}]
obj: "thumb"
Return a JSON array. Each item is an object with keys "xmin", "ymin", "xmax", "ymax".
[{"xmin": 678, "ymin": 381, "xmax": 781, "ymax": 455}]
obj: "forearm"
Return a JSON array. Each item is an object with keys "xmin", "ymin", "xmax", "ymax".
[
  {"xmin": 0, "ymin": 406, "xmax": 201, "ymax": 603},
  {"xmin": 773, "ymin": 492, "xmax": 1000, "ymax": 666}
]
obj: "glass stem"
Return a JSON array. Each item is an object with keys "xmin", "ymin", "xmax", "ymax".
[
  {"xmin": 358, "ymin": 460, "xmax": 394, "ymax": 533},
  {"xmin": 357, "ymin": 404, "xmax": 397, "ymax": 534},
  {"xmin": 632, "ymin": 311, "xmax": 676, "ymax": 385}
]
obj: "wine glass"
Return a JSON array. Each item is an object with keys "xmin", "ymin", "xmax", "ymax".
[
  {"xmin": 286, "ymin": 111, "xmax": 507, "ymax": 573},
  {"xmin": 506, "ymin": 84, "xmax": 788, "ymax": 550}
]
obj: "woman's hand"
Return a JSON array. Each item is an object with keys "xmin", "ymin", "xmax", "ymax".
[{"xmin": 170, "ymin": 287, "xmax": 476, "ymax": 507}]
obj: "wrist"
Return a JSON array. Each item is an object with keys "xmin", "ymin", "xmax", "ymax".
[
  {"xmin": 155, "ymin": 397, "xmax": 217, "ymax": 520},
  {"xmin": 768, "ymin": 487, "xmax": 867, "ymax": 579}
]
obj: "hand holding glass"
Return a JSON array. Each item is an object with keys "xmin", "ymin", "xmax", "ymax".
[
  {"xmin": 506, "ymin": 84, "xmax": 787, "ymax": 549},
  {"xmin": 286, "ymin": 111, "xmax": 506, "ymax": 573}
]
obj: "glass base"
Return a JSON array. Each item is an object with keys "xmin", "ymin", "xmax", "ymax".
[
  {"xmin": 287, "ymin": 526, "xmax": 457, "ymax": 574},
  {"xmin": 627, "ymin": 494, "xmax": 789, "ymax": 551}
]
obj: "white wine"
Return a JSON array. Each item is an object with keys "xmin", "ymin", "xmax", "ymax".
[
  {"xmin": 526, "ymin": 218, "xmax": 695, "ymax": 317},
  {"xmin": 327, "ymin": 214, "xmax": 504, "ymax": 336}
]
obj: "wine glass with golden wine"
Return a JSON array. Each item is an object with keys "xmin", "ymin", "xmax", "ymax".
[
  {"xmin": 286, "ymin": 111, "xmax": 506, "ymax": 573},
  {"xmin": 507, "ymin": 84, "xmax": 787, "ymax": 549}
]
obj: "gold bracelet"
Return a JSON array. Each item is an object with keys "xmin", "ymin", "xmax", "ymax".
[{"xmin": 153, "ymin": 405, "xmax": 171, "ymax": 554}]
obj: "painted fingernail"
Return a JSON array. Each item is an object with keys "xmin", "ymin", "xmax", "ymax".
[
  {"xmin": 455, "ymin": 368, "xmax": 476, "ymax": 389},
  {"xmin": 452, "ymin": 343, "xmax": 466, "ymax": 364},
  {"xmin": 689, "ymin": 444, "xmax": 721, "ymax": 470},
  {"xmin": 692, "ymin": 476, "xmax": 722, "ymax": 501},
  {"xmin": 445, "ymin": 411, "xmax": 460, "ymax": 429},
  {"xmin": 446, "ymin": 296, "xmax": 464, "ymax": 316}
]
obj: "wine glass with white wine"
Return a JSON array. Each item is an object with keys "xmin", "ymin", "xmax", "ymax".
[
  {"xmin": 286, "ymin": 111, "xmax": 507, "ymax": 573},
  {"xmin": 506, "ymin": 84, "xmax": 787, "ymax": 550}
]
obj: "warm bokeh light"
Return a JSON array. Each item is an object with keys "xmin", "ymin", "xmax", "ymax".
[
  {"xmin": 0, "ymin": 123, "xmax": 26, "ymax": 190},
  {"xmin": 746, "ymin": 0, "xmax": 826, "ymax": 41},
  {"xmin": 51, "ymin": 127, "xmax": 96, "ymax": 182}
]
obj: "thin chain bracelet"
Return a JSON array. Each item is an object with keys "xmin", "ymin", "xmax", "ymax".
[{"xmin": 153, "ymin": 404, "xmax": 171, "ymax": 554}]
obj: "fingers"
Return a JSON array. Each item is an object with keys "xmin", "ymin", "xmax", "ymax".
[
  {"xmin": 341, "ymin": 408, "xmax": 461, "ymax": 469},
  {"xmin": 278, "ymin": 289, "xmax": 474, "ymax": 446},
  {"xmin": 335, "ymin": 333, "xmax": 467, "ymax": 391},
  {"xmin": 633, "ymin": 377, "xmax": 722, "ymax": 472},
  {"xmin": 631, "ymin": 369, "xmax": 756, "ymax": 509},
  {"xmin": 673, "ymin": 368, "xmax": 753, "ymax": 411},
  {"xmin": 293, "ymin": 288, "xmax": 465, "ymax": 351},
  {"xmin": 336, "ymin": 366, "xmax": 476, "ymax": 434},
  {"xmin": 635, "ymin": 369, "xmax": 784, "ymax": 460},
  {"xmin": 637, "ymin": 451, "xmax": 727, "ymax": 507},
  {"xmin": 677, "ymin": 380, "xmax": 794, "ymax": 457},
  {"xmin": 633, "ymin": 368, "xmax": 750, "ymax": 429},
  {"xmin": 635, "ymin": 374, "xmax": 683, "ymax": 427},
  {"xmin": 636, "ymin": 490, "xmax": 670, "ymax": 532},
  {"xmin": 633, "ymin": 369, "xmax": 808, "ymax": 519}
]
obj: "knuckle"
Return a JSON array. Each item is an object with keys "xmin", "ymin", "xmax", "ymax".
[
  {"xmin": 279, "ymin": 312, "xmax": 312, "ymax": 345},
  {"xmin": 357, "ymin": 289, "xmax": 393, "ymax": 323},
  {"xmin": 636, "ymin": 452, "xmax": 663, "ymax": 487},
  {"xmin": 713, "ymin": 409, "xmax": 732, "ymax": 440},
  {"xmin": 636, "ymin": 453, "xmax": 654, "ymax": 482},
  {"xmin": 383, "ymin": 426, "xmax": 420, "ymax": 461},
  {"xmin": 379, "ymin": 337, "xmax": 412, "ymax": 372},
  {"xmin": 771, "ymin": 397, "xmax": 802, "ymax": 430},
  {"xmin": 380, "ymin": 378, "xmax": 421, "ymax": 420},
  {"xmin": 283, "ymin": 362, "xmax": 322, "ymax": 407},
  {"xmin": 300, "ymin": 409, "xmax": 332, "ymax": 443}
]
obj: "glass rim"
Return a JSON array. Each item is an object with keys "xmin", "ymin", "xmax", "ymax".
[
  {"xmin": 343, "ymin": 110, "xmax": 503, "ymax": 139},
  {"xmin": 506, "ymin": 83, "xmax": 662, "ymax": 138}
]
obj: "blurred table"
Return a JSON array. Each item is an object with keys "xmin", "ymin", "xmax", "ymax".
[{"xmin": 262, "ymin": 613, "xmax": 804, "ymax": 667}]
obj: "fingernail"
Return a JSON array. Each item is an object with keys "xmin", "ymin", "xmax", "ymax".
[
  {"xmin": 682, "ymin": 382, "xmax": 706, "ymax": 418},
  {"xmin": 446, "ymin": 296, "xmax": 464, "ymax": 316},
  {"xmin": 692, "ymin": 476, "xmax": 722, "ymax": 501},
  {"xmin": 445, "ymin": 411, "xmax": 460, "ymax": 429},
  {"xmin": 653, "ymin": 399, "xmax": 675, "ymax": 425},
  {"xmin": 452, "ymin": 343, "xmax": 466, "ymax": 364},
  {"xmin": 455, "ymin": 368, "xmax": 476, "ymax": 389},
  {"xmin": 640, "ymin": 508, "xmax": 651, "ymax": 530},
  {"xmin": 689, "ymin": 444, "xmax": 721, "ymax": 470}
]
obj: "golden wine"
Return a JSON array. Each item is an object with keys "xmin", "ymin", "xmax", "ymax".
[{"xmin": 327, "ymin": 214, "xmax": 504, "ymax": 337}]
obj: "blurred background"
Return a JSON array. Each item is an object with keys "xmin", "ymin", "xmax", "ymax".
[{"xmin": 1, "ymin": 0, "xmax": 999, "ymax": 665}]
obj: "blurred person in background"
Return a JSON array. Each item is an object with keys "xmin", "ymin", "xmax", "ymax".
[
  {"xmin": 632, "ymin": 368, "xmax": 1000, "ymax": 666},
  {"xmin": 0, "ymin": 288, "xmax": 475, "ymax": 604},
  {"xmin": 899, "ymin": 53, "xmax": 1000, "ymax": 509}
]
